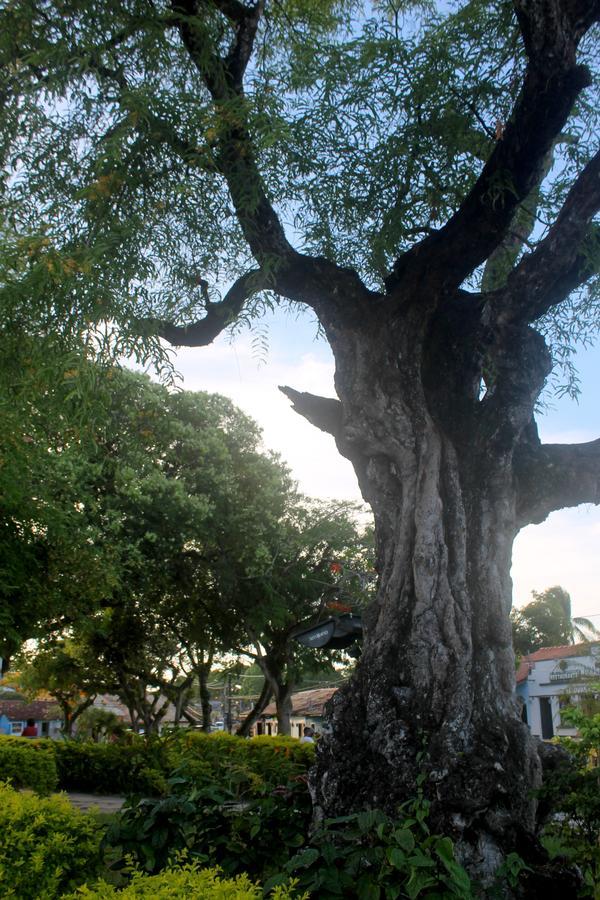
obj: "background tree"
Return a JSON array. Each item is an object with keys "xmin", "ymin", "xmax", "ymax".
[
  {"xmin": 2, "ymin": 0, "xmax": 600, "ymax": 882},
  {"xmin": 14, "ymin": 637, "xmax": 113, "ymax": 736},
  {"xmin": 511, "ymin": 585, "xmax": 600, "ymax": 655},
  {"xmin": 75, "ymin": 707, "xmax": 123, "ymax": 742},
  {"xmin": 226, "ymin": 499, "xmax": 371, "ymax": 735},
  {"xmin": 0, "ymin": 336, "xmax": 121, "ymax": 665}
]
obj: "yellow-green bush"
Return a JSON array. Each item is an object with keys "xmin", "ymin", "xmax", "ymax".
[
  {"xmin": 170, "ymin": 733, "xmax": 314, "ymax": 791},
  {"xmin": 0, "ymin": 735, "xmax": 59, "ymax": 794},
  {"xmin": 0, "ymin": 782, "xmax": 102, "ymax": 898},
  {"xmin": 63, "ymin": 864, "xmax": 306, "ymax": 898}
]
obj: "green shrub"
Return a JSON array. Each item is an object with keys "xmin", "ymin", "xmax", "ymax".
[
  {"xmin": 50, "ymin": 732, "xmax": 313, "ymax": 800},
  {"xmin": 267, "ymin": 802, "xmax": 475, "ymax": 899},
  {"xmin": 55, "ymin": 738, "xmax": 169, "ymax": 796},
  {"xmin": 0, "ymin": 782, "xmax": 102, "ymax": 898},
  {"xmin": 104, "ymin": 766, "xmax": 312, "ymax": 879},
  {"xmin": 538, "ymin": 705, "xmax": 600, "ymax": 897},
  {"xmin": 0, "ymin": 730, "xmax": 314, "ymax": 804},
  {"xmin": 63, "ymin": 863, "xmax": 305, "ymax": 898},
  {"xmin": 0, "ymin": 735, "xmax": 58, "ymax": 794}
]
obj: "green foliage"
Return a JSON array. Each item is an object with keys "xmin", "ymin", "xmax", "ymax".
[
  {"xmin": 55, "ymin": 738, "xmax": 170, "ymax": 797},
  {"xmin": 0, "ymin": 735, "xmax": 59, "ymax": 794},
  {"xmin": 6, "ymin": 366, "xmax": 308, "ymax": 733},
  {"xmin": 538, "ymin": 703, "xmax": 600, "ymax": 896},
  {"xmin": 14, "ymin": 639, "xmax": 111, "ymax": 735},
  {"xmin": 0, "ymin": 711, "xmax": 315, "ymax": 807},
  {"xmin": 63, "ymin": 862, "xmax": 305, "ymax": 898},
  {"xmin": 269, "ymin": 799, "xmax": 474, "ymax": 899},
  {"xmin": 98, "ymin": 734, "xmax": 314, "ymax": 879},
  {"xmin": 0, "ymin": 338, "xmax": 121, "ymax": 657},
  {"xmin": 76, "ymin": 708, "xmax": 123, "ymax": 743},
  {"xmin": 0, "ymin": 782, "xmax": 102, "ymax": 898}
]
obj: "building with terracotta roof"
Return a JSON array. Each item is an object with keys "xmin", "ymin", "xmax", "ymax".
[
  {"xmin": 259, "ymin": 687, "xmax": 338, "ymax": 738},
  {"xmin": 0, "ymin": 699, "xmax": 62, "ymax": 737},
  {"xmin": 516, "ymin": 642, "xmax": 600, "ymax": 739}
]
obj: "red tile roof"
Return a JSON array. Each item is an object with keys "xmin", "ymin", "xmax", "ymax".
[
  {"xmin": 516, "ymin": 642, "xmax": 596, "ymax": 683},
  {"xmin": 516, "ymin": 660, "xmax": 530, "ymax": 684},
  {"xmin": 0, "ymin": 699, "xmax": 61, "ymax": 721}
]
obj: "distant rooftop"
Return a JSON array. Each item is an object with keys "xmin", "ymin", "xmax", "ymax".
[
  {"xmin": 516, "ymin": 641, "xmax": 599, "ymax": 683},
  {"xmin": 0, "ymin": 699, "xmax": 61, "ymax": 721},
  {"xmin": 262, "ymin": 686, "xmax": 338, "ymax": 718}
]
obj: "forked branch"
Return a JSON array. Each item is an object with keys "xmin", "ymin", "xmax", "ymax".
[
  {"xmin": 386, "ymin": 0, "xmax": 599, "ymax": 293},
  {"xmin": 156, "ymin": 269, "xmax": 264, "ymax": 346},
  {"xmin": 172, "ymin": 0, "xmax": 293, "ymax": 263},
  {"xmin": 490, "ymin": 149, "xmax": 600, "ymax": 325}
]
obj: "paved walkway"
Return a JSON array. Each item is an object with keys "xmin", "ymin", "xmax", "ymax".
[{"xmin": 65, "ymin": 792, "xmax": 126, "ymax": 813}]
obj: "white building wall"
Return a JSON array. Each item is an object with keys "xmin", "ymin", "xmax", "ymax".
[{"xmin": 521, "ymin": 646, "xmax": 600, "ymax": 739}]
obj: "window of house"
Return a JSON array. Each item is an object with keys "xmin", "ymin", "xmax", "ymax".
[{"xmin": 11, "ymin": 722, "xmax": 23, "ymax": 735}]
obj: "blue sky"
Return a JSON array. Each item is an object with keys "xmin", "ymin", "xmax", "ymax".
[{"xmin": 169, "ymin": 308, "xmax": 600, "ymax": 626}]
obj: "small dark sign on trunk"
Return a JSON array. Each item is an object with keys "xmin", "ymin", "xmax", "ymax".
[{"xmin": 292, "ymin": 613, "xmax": 363, "ymax": 650}]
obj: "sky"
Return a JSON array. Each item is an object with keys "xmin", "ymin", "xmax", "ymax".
[{"xmin": 165, "ymin": 306, "xmax": 600, "ymax": 627}]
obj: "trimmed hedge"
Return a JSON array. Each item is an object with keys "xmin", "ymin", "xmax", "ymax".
[
  {"xmin": 0, "ymin": 736, "xmax": 59, "ymax": 794},
  {"xmin": 169, "ymin": 733, "xmax": 315, "ymax": 793},
  {"xmin": 0, "ymin": 782, "xmax": 102, "ymax": 899},
  {"xmin": 54, "ymin": 738, "xmax": 169, "ymax": 796},
  {"xmin": 0, "ymin": 732, "xmax": 314, "ymax": 799},
  {"xmin": 63, "ymin": 864, "xmax": 306, "ymax": 898}
]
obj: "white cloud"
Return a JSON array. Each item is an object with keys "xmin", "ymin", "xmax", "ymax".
[
  {"xmin": 173, "ymin": 336, "xmax": 362, "ymax": 503},
  {"xmin": 512, "ymin": 507, "xmax": 600, "ymax": 620}
]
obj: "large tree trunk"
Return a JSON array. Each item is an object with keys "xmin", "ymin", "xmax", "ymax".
[
  {"xmin": 197, "ymin": 665, "xmax": 212, "ymax": 732},
  {"xmin": 156, "ymin": 3, "xmax": 600, "ymax": 885},
  {"xmin": 275, "ymin": 683, "xmax": 293, "ymax": 737},
  {"xmin": 293, "ymin": 312, "xmax": 552, "ymax": 884},
  {"xmin": 256, "ymin": 652, "xmax": 294, "ymax": 736}
]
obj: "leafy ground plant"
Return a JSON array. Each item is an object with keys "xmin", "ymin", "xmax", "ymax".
[
  {"xmin": 0, "ymin": 782, "xmax": 102, "ymax": 899},
  {"xmin": 104, "ymin": 764, "xmax": 312, "ymax": 879},
  {"xmin": 266, "ymin": 789, "xmax": 474, "ymax": 900}
]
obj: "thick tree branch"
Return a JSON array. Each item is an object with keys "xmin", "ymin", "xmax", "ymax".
[
  {"xmin": 172, "ymin": 0, "xmax": 293, "ymax": 264},
  {"xmin": 155, "ymin": 268, "xmax": 264, "ymax": 346},
  {"xmin": 490, "ymin": 149, "xmax": 600, "ymax": 325},
  {"xmin": 171, "ymin": 2, "xmax": 383, "ymax": 323},
  {"xmin": 81, "ymin": 3, "xmax": 378, "ymax": 330},
  {"xmin": 278, "ymin": 386, "xmax": 343, "ymax": 438},
  {"xmin": 386, "ymin": 0, "xmax": 599, "ymax": 293},
  {"xmin": 515, "ymin": 433, "xmax": 600, "ymax": 526}
]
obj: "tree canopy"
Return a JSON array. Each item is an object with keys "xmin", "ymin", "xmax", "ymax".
[
  {"xmin": 2, "ymin": 1, "xmax": 598, "ymax": 377},
  {"xmin": 6, "ymin": 363, "xmax": 370, "ymax": 732}
]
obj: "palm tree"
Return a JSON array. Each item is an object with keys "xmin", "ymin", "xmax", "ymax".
[{"xmin": 511, "ymin": 586, "xmax": 600, "ymax": 655}]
